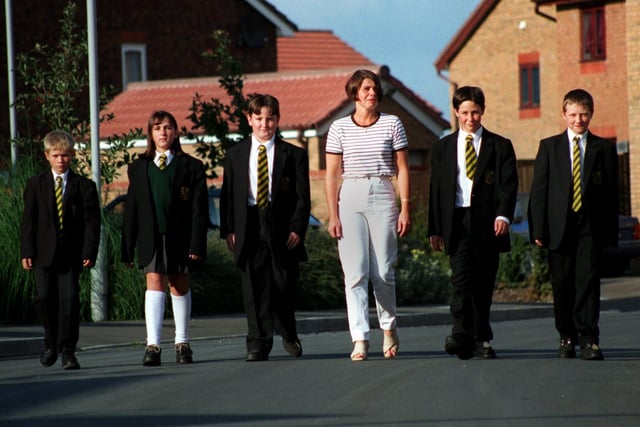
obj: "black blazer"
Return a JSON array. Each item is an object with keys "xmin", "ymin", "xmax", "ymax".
[
  {"xmin": 428, "ymin": 128, "xmax": 518, "ymax": 255},
  {"xmin": 528, "ymin": 131, "xmax": 618, "ymax": 250},
  {"xmin": 21, "ymin": 170, "xmax": 101, "ymax": 268},
  {"xmin": 220, "ymin": 136, "xmax": 311, "ymax": 267},
  {"xmin": 121, "ymin": 153, "xmax": 209, "ymax": 267}
]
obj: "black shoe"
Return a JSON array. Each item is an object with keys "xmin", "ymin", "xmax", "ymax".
[
  {"xmin": 283, "ymin": 339, "xmax": 302, "ymax": 358},
  {"xmin": 445, "ymin": 335, "xmax": 473, "ymax": 360},
  {"xmin": 474, "ymin": 341, "xmax": 497, "ymax": 359},
  {"xmin": 176, "ymin": 343, "xmax": 193, "ymax": 364},
  {"xmin": 40, "ymin": 347, "xmax": 58, "ymax": 367},
  {"xmin": 61, "ymin": 351, "xmax": 80, "ymax": 370},
  {"xmin": 143, "ymin": 345, "xmax": 162, "ymax": 366},
  {"xmin": 559, "ymin": 338, "xmax": 576, "ymax": 359},
  {"xmin": 245, "ymin": 351, "xmax": 268, "ymax": 362},
  {"xmin": 581, "ymin": 343, "xmax": 604, "ymax": 361}
]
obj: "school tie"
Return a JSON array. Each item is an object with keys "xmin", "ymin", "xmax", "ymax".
[
  {"xmin": 257, "ymin": 144, "xmax": 269, "ymax": 209},
  {"xmin": 158, "ymin": 153, "xmax": 167, "ymax": 171},
  {"xmin": 55, "ymin": 176, "xmax": 64, "ymax": 231},
  {"xmin": 572, "ymin": 136, "xmax": 583, "ymax": 212},
  {"xmin": 465, "ymin": 134, "xmax": 477, "ymax": 180}
]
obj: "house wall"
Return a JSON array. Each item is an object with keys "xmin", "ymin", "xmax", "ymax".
[
  {"xmin": 627, "ymin": 0, "xmax": 640, "ymax": 217},
  {"xmin": 0, "ymin": 0, "xmax": 279, "ymax": 148},
  {"xmin": 447, "ymin": 0, "xmax": 632, "ymax": 204}
]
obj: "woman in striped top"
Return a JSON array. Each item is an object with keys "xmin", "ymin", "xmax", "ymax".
[{"xmin": 325, "ymin": 69, "xmax": 411, "ymax": 361}]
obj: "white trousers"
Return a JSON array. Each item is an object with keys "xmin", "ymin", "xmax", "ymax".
[{"xmin": 338, "ymin": 177, "xmax": 399, "ymax": 341}]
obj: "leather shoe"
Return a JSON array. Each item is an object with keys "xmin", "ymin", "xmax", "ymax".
[
  {"xmin": 40, "ymin": 347, "xmax": 57, "ymax": 367},
  {"xmin": 143, "ymin": 345, "xmax": 162, "ymax": 366},
  {"xmin": 581, "ymin": 343, "xmax": 604, "ymax": 361},
  {"xmin": 445, "ymin": 335, "xmax": 473, "ymax": 360},
  {"xmin": 175, "ymin": 343, "xmax": 193, "ymax": 364},
  {"xmin": 474, "ymin": 341, "xmax": 497, "ymax": 359},
  {"xmin": 61, "ymin": 351, "xmax": 80, "ymax": 370},
  {"xmin": 245, "ymin": 351, "xmax": 268, "ymax": 362},
  {"xmin": 558, "ymin": 338, "xmax": 576, "ymax": 359},
  {"xmin": 282, "ymin": 339, "xmax": 302, "ymax": 358}
]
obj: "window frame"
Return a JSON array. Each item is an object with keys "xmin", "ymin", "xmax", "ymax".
[
  {"xmin": 121, "ymin": 43, "xmax": 147, "ymax": 89},
  {"xmin": 580, "ymin": 6, "xmax": 606, "ymax": 62},
  {"xmin": 519, "ymin": 61, "xmax": 540, "ymax": 110}
]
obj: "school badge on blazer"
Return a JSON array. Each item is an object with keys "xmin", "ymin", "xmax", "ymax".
[
  {"xmin": 280, "ymin": 177, "xmax": 290, "ymax": 191},
  {"xmin": 179, "ymin": 187, "xmax": 191, "ymax": 200},
  {"xmin": 484, "ymin": 170, "xmax": 495, "ymax": 185}
]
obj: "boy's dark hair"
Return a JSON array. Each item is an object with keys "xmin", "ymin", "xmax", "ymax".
[
  {"xmin": 247, "ymin": 94, "xmax": 280, "ymax": 117},
  {"xmin": 452, "ymin": 86, "xmax": 486, "ymax": 111},
  {"xmin": 142, "ymin": 110, "xmax": 184, "ymax": 159},
  {"xmin": 345, "ymin": 69, "xmax": 383, "ymax": 102},
  {"xmin": 563, "ymin": 89, "xmax": 594, "ymax": 113}
]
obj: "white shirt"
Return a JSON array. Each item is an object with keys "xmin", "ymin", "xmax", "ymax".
[
  {"xmin": 154, "ymin": 150, "xmax": 174, "ymax": 168},
  {"xmin": 248, "ymin": 135, "xmax": 275, "ymax": 206},
  {"xmin": 567, "ymin": 130, "xmax": 587, "ymax": 178},
  {"xmin": 326, "ymin": 113, "xmax": 408, "ymax": 178},
  {"xmin": 52, "ymin": 170, "xmax": 69, "ymax": 195},
  {"xmin": 455, "ymin": 128, "xmax": 482, "ymax": 208}
]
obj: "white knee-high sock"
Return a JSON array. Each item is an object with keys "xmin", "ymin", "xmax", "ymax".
[
  {"xmin": 145, "ymin": 290, "xmax": 166, "ymax": 346},
  {"xmin": 171, "ymin": 290, "xmax": 191, "ymax": 344}
]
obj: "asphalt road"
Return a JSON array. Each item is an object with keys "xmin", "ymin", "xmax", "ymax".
[{"xmin": 2, "ymin": 308, "xmax": 640, "ymax": 427}]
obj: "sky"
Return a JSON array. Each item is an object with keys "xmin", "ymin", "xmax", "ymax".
[{"xmin": 268, "ymin": 0, "xmax": 483, "ymax": 120}]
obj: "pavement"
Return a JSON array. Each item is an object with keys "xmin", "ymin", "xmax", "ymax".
[{"xmin": 2, "ymin": 276, "xmax": 639, "ymax": 360}]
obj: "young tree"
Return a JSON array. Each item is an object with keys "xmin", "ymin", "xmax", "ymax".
[{"xmin": 184, "ymin": 30, "xmax": 252, "ymax": 178}]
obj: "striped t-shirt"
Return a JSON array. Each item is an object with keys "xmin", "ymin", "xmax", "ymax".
[{"xmin": 326, "ymin": 113, "xmax": 408, "ymax": 178}]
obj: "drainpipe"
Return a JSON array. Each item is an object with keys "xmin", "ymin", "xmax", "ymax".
[{"xmin": 437, "ymin": 69, "xmax": 459, "ymax": 131}]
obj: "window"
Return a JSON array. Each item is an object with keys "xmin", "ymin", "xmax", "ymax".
[
  {"xmin": 581, "ymin": 6, "xmax": 606, "ymax": 61},
  {"xmin": 519, "ymin": 53, "xmax": 540, "ymax": 110},
  {"xmin": 121, "ymin": 44, "xmax": 147, "ymax": 88}
]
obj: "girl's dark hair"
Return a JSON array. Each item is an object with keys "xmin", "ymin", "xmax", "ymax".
[
  {"xmin": 142, "ymin": 110, "xmax": 183, "ymax": 159},
  {"xmin": 345, "ymin": 69, "xmax": 383, "ymax": 102},
  {"xmin": 452, "ymin": 86, "xmax": 485, "ymax": 111}
]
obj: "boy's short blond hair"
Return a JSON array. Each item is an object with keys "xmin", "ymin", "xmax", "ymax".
[{"xmin": 43, "ymin": 130, "xmax": 75, "ymax": 154}]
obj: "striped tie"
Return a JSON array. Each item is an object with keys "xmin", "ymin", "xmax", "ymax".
[
  {"xmin": 572, "ymin": 136, "xmax": 583, "ymax": 212},
  {"xmin": 257, "ymin": 144, "xmax": 269, "ymax": 209},
  {"xmin": 465, "ymin": 134, "xmax": 477, "ymax": 180},
  {"xmin": 55, "ymin": 176, "xmax": 64, "ymax": 231},
  {"xmin": 158, "ymin": 153, "xmax": 167, "ymax": 171}
]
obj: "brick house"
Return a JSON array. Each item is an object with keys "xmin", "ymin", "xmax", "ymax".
[
  {"xmin": 0, "ymin": 0, "xmax": 297, "ymax": 145},
  {"xmin": 435, "ymin": 0, "xmax": 639, "ymax": 216}
]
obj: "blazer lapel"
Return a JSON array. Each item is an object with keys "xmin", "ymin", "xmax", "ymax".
[
  {"xmin": 444, "ymin": 132, "xmax": 458, "ymax": 191},
  {"xmin": 271, "ymin": 138, "xmax": 287, "ymax": 204},
  {"xmin": 236, "ymin": 140, "xmax": 251, "ymax": 203},
  {"xmin": 583, "ymin": 131, "xmax": 596, "ymax": 183},
  {"xmin": 475, "ymin": 132, "xmax": 495, "ymax": 183}
]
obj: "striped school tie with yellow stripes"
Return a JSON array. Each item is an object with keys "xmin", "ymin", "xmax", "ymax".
[
  {"xmin": 55, "ymin": 176, "xmax": 64, "ymax": 231},
  {"xmin": 465, "ymin": 134, "xmax": 477, "ymax": 180},
  {"xmin": 572, "ymin": 136, "xmax": 583, "ymax": 212},
  {"xmin": 257, "ymin": 144, "xmax": 269, "ymax": 209}
]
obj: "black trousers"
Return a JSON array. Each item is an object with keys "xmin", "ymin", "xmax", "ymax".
[
  {"xmin": 240, "ymin": 206, "xmax": 299, "ymax": 354},
  {"xmin": 448, "ymin": 208, "xmax": 499, "ymax": 343},
  {"xmin": 34, "ymin": 265, "xmax": 81, "ymax": 353},
  {"xmin": 548, "ymin": 211, "xmax": 601, "ymax": 346}
]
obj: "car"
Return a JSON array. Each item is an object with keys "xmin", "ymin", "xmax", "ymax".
[
  {"xmin": 104, "ymin": 187, "xmax": 322, "ymax": 230},
  {"xmin": 602, "ymin": 215, "xmax": 640, "ymax": 276}
]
